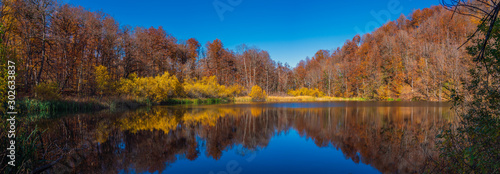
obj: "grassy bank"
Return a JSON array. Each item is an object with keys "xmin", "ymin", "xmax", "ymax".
[
  {"xmin": 234, "ymin": 96, "xmax": 367, "ymax": 102},
  {"xmin": 15, "ymin": 97, "xmax": 150, "ymax": 115},
  {"xmin": 13, "ymin": 96, "xmax": 234, "ymax": 115},
  {"xmin": 18, "ymin": 98, "xmax": 106, "ymax": 113}
]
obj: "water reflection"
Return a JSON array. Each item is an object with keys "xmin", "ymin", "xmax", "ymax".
[{"xmin": 37, "ymin": 102, "xmax": 454, "ymax": 174}]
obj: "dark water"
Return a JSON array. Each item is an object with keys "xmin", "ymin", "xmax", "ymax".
[{"xmin": 37, "ymin": 101, "xmax": 455, "ymax": 174}]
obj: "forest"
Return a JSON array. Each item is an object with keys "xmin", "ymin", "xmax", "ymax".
[{"xmin": 0, "ymin": 0, "xmax": 478, "ymax": 102}]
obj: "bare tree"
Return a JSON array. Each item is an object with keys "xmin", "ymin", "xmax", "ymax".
[{"xmin": 441, "ymin": 0, "xmax": 500, "ymax": 61}]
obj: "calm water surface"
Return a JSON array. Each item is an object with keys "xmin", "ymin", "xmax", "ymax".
[{"xmin": 38, "ymin": 101, "xmax": 455, "ymax": 174}]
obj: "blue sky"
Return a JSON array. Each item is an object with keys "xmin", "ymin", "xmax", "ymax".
[{"xmin": 65, "ymin": 0, "xmax": 439, "ymax": 67}]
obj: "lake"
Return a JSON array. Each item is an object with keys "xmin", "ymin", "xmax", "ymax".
[{"xmin": 37, "ymin": 101, "xmax": 455, "ymax": 174}]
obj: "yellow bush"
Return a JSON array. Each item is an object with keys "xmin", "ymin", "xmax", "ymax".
[
  {"xmin": 154, "ymin": 72, "xmax": 183, "ymax": 101},
  {"xmin": 34, "ymin": 82, "xmax": 60, "ymax": 100},
  {"xmin": 121, "ymin": 74, "xmax": 242, "ymax": 101},
  {"xmin": 287, "ymin": 87, "xmax": 325, "ymax": 97},
  {"xmin": 221, "ymin": 84, "xmax": 245, "ymax": 98},
  {"xmin": 183, "ymin": 76, "xmax": 242, "ymax": 98},
  {"xmin": 183, "ymin": 76, "xmax": 218, "ymax": 98},
  {"xmin": 95, "ymin": 65, "xmax": 113, "ymax": 96},
  {"xmin": 119, "ymin": 72, "xmax": 182, "ymax": 102},
  {"xmin": 249, "ymin": 85, "xmax": 267, "ymax": 101}
]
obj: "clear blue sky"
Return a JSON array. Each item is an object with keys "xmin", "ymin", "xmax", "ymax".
[{"xmin": 65, "ymin": 0, "xmax": 439, "ymax": 67}]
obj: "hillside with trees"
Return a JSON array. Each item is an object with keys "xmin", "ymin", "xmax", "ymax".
[{"xmin": 294, "ymin": 6, "xmax": 476, "ymax": 101}]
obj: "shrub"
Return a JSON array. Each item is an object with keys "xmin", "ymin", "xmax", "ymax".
[
  {"xmin": 119, "ymin": 72, "xmax": 182, "ymax": 103},
  {"xmin": 287, "ymin": 87, "xmax": 325, "ymax": 97},
  {"xmin": 221, "ymin": 84, "xmax": 245, "ymax": 98},
  {"xmin": 183, "ymin": 76, "xmax": 219, "ymax": 98},
  {"xmin": 183, "ymin": 76, "xmax": 243, "ymax": 98},
  {"xmin": 34, "ymin": 82, "xmax": 60, "ymax": 101},
  {"xmin": 154, "ymin": 72, "xmax": 183, "ymax": 101},
  {"xmin": 249, "ymin": 85, "xmax": 267, "ymax": 101}
]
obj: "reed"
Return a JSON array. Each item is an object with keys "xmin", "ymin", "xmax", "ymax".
[{"xmin": 18, "ymin": 98, "xmax": 106, "ymax": 114}]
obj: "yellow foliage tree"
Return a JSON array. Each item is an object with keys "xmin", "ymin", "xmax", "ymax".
[
  {"xmin": 95, "ymin": 65, "xmax": 113, "ymax": 96},
  {"xmin": 183, "ymin": 76, "xmax": 242, "ymax": 98},
  {"xmin": 375, "ymin": 85, "xmax": 389, "ymax": 100},
  {"xmin": 249, "ymin": 85, "xmax": 267, "ymax": 101},
  {"xmin": 118, "ymin": 73, "xmax": 137, "ymax": 96}
]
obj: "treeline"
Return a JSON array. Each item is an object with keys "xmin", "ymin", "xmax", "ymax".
[
  {"xmin": 0, "ymin": 0, "xmax": 290, "ymax": 98},
  {"xmin": 294, "ymin": 6, "xmax": 476, "ymax": 101},
  {"xmin": 0, "ymin": 0, "xmax": 476, "ymax": 100}
]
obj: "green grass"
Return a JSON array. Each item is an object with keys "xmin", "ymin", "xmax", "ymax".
[
  {"xmin": 17, "ymin": 98, "xmax": 106, "ymax": 114},
  {"xmin": 385, "ymin": 98, "xmax": 402, "ymax": 101},
  {"xmin": 14, "ymin": 97, "xmax": 233, "ymax": 117}
]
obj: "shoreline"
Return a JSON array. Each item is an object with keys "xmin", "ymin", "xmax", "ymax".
[{"xmin": 14, "ymin": 95, "xmax": 449, "ymax": 115}]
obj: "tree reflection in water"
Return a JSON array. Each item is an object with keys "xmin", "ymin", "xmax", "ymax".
[{"xmin": 36, "ymin": 102, "xmax": 454, "ymax": 174}]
